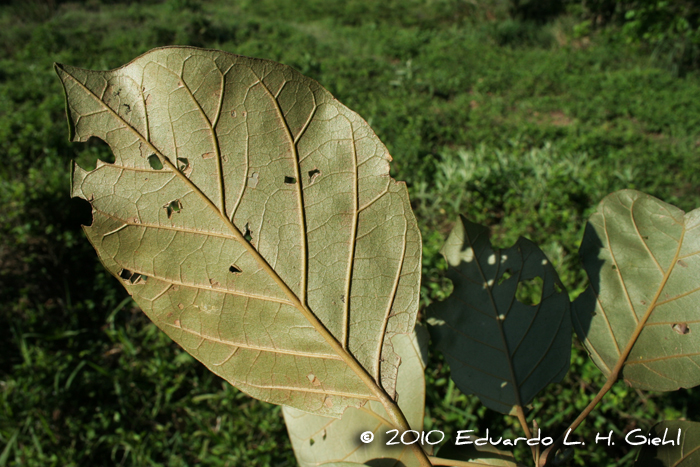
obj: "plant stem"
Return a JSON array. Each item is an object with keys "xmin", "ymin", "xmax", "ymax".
[
  {"xmin": 514, "ymin": 406, "xmax": 537, "ymax": 462},
  {"xmin": 515, "ymin": 406, "xmax": 533, "ymax": 439},
  {"xmin": 537, "ymin": 380, "xmax": 610, "ymax": 466}
]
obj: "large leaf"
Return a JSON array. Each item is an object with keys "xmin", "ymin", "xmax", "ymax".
[
  {"xmin": 573, "ymin": 190, "xmax": 700, "ymax": 391},
  {"xmin": 283, "ymin": 328, "xmax": 429, "ymax": 467},
  {"xmin": 55, "ymin": 46, "xmax": 421, "ymax": 417},
  {"xmin": 635, "ymin": 420, "xmax": 700, "ymax": 466},
  {"xmin": 428, "ymin": 216, "xmax": 571, "ymax": 414}
]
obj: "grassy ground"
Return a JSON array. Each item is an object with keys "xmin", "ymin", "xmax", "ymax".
[{"xmin": 3, "ymin": 0, "xmax": 700, "ymax": 465}]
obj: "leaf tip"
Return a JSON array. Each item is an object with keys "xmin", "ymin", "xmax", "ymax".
[{"xmin": 54, "ymin": 62, "xmax": 76, "ymax": 141}]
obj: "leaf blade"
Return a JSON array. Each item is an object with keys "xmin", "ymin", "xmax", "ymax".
[
  {"xmin": 635, "ymin": 420, "xmax": 700, "ymax": 466},
  {"xmin": 573, "ymin": 190, "xmax": 700, "ymax": 391},
  {"xmin": 428, "ymin": 216, "xmax": 571, "ymax": 414},
  {"xmin": 57, "ymin": 46, "xmax": 421, "ymax": 417}
]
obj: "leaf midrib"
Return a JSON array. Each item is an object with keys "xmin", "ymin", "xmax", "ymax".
[{"xmin": 608, "ymin": 196, "xmax": 687, "ymax": 375}]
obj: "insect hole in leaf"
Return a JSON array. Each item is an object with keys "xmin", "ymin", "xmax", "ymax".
[
  {"xmin": 515, "ymin": 276, "xmax": 544, "ymax": 306},
  {"xmin": 308, "ymin": 168, "xmax": 320, "ymax": 184},
  {"xmin": 498, "ymin": 268, "xmax": 513, "ymax": 285},
  {"xmin": 164, "ymin": 199, "xmax": 182, "ymax": 219},
  {"xmin": 147, "ymin": 154, "xmax": 163, "ymax": 170}
]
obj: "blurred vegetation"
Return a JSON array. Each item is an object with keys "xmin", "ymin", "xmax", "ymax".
[
  {"xmin": 2, "ymin": 0, "xmax": 700, "ymax": 465},
  {"xmin": 569, "ymin": 0, "xmax": 700, "ymax": 75}
]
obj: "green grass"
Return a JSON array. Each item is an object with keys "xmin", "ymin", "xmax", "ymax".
[{"xmin": 3, "ymin": 0, "xmax": 700, "ymax": 465}]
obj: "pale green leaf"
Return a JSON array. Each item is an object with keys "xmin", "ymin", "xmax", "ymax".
[
  {"xmin": 635, "ymin": 420, "xmax": 700, "ymax": 466},
  {"xmin": 55, "ymin": 46, "xmax": 421, "ymax": 417},
  {"xmin": 573, "ymin": 190, "xmax": 700, "ymax": 391},
  {"xmin": 428, "ymin": 216, "xmax": 570, "ymax": 414},
  {"xmin": 283, "ymin": 327, "xmax": 429, "ymax": 467}
]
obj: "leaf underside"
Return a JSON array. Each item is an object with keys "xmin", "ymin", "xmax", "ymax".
[
  {"xmin": 635, "ymin": 420, "xmax": 700, "ymax": 466},
  {"xmin": 283, "ymin": 328, "xmax": 428, "ymax": 467},
  {"xmin": 56, "ymin": 46, "xmax": 421, "ymax": 417},
  {"xmin": 428, "ymin": 216, "xmax": 571, "ymax": 414},
  {"xmin": 573, "ymin": 190, "xmax": 700, "ymax": 391}
]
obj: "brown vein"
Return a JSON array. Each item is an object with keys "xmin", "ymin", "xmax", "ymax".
[
  {"xmin": 675, "ymin": 444, "xmax": 700, "ymax": 467},
  {"xmin": 107, "ymin": 163, "xmax": 167, "ymax": 173},
  {"xmin": 625, "ymin": 352, "xmax": 700, "ymax": 365},
  {"xmin": 645, "ymin": 319, "xmax": 700, "ymax": 326},
  {"xmin": 230, "ymin": 81, "xmax": 256, "ymax": 220},
  {"xmin": 603, "ymin": 201, "xmax": 639, "ymax": 325},
  {"xmin": 239, "ymin": 382, "xmax": 379, "ymax": 401},
  {"xmin": 654, "ymin": 284, "xmax": 700, "ymax": 306},
  {"xmin": 679, "ymin": 250, "xmax": 700, "ymax": 260},
  {"xmin": 359, "ymin": 186, "xmax": 390, "ymax": 213},
  {"xmin": 250, "ymin": 70, "xmax": 310, "ymax": 304},
  {"xmin": 140, "ymin": 72, "xmax": 150, "ymax": 142},
  {"xmin": 212, "ymin": 64, "xmax": 233, "ymax": 129},
  {"xmin": 594, "ymin": 286, "xmax": 622, "ymax": 358},
  {"xmin": 155, "ymin": 60, "xmax": 226, "ymax": 214},
  {"xmin": 166, "ymin": 322, "xmax": 341, "ymax": 360},
  {"xmin": 124, "ymin": 265, "xmax": 291, "ymax": 305},
  {"xmin": 358, "ymin": 405, "xmax": 395, "ymax": 428},
  {"xmin": 342, "ymin": 117, "xmax": 359, "ymax": 349},
  {"xmin": 375, "ymin": 216, "xmax": 408, "ymax": 384},
  {"xmin": 94, "ymin": 207, "xmax": 236, "ymax": 240},
  {"xmin": 212, "ymin": 347, "xmax": 240, "ymax": 367},
  {"xmin": 631, "ymin": 202, "xmax": 664, "ymax": 273},
  {"xmin": 610, "ymin": 209, "xmax": 686, "ymax": 376},
  {"xmin": 293, "ymin": 89, "xmax": 317, "ymax": 144}
]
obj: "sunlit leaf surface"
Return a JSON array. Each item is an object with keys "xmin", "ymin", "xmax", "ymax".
[{"xmin": 56, "ymin": 46, "xmax": 421, "ymax": 417}]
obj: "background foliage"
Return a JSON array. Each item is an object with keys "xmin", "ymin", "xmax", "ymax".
[{"xmin": 2, "ymin": 0, "xmax": 700, "ymax": 465}]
